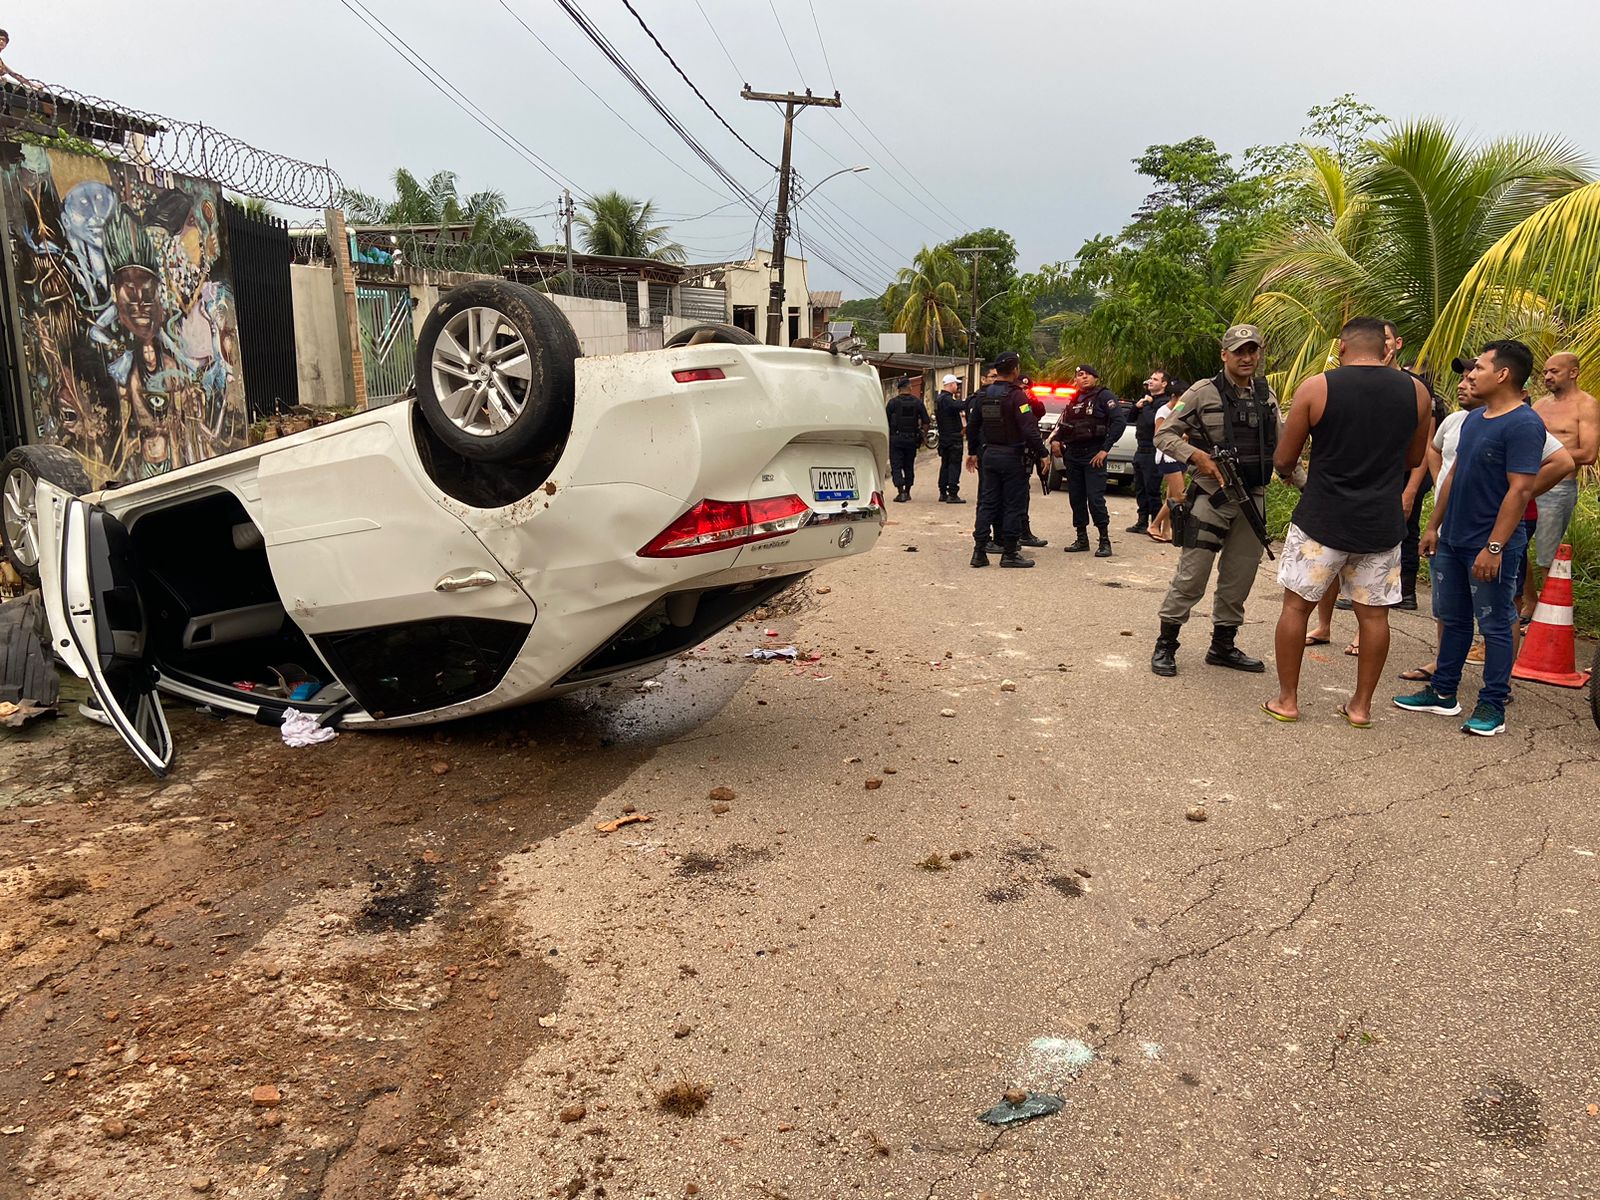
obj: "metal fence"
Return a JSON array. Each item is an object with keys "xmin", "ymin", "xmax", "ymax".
[
  {"xmin": 356, "ymin": 283, "xmax": 418, "ymax": 405},
  {"xmin": 223, "ymin": 200, "xmax": 298, "ymax": 420}
]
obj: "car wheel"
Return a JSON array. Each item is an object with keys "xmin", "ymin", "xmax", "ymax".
[
  {"xmin": 663, "ymin": 322, "xmax": 759, "ymax": 347},
  {"xmin": 415, "ymin": 279, "xmax": 579, "ymax": 465},
  {"xmin": 2, "ymin": 444, "xmax": 91, "ymax": 588},
  {"xmin": 1590, "ymin": 644, "xmax": 1600, "ymax": 731}
]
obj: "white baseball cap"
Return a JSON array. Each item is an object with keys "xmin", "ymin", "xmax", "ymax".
[{"xmin": 941, "ymin": 373, "xmax": 960, "ymax": 384}]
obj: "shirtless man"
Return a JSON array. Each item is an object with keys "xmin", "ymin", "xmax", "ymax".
[{"xmin": 1522, "ymin": 352, "xmax": 1598, "ymax": 615}]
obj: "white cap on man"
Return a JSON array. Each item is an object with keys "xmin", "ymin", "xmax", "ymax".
[{"xmin": 941, "ymin": 373, "xmax": 959, "ymax": 384}]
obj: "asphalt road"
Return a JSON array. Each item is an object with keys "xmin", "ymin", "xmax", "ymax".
[
  {"xmin": 420, "ymin": 476, "xmax": 1600, "ymax": 1199},
  {"xmin": 2, "ymin": 470, "xmax": 1596, "ymax": 1200}
]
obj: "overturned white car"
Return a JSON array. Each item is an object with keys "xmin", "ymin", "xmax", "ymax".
[{"xmin": 1, "ymin": 282, "xmax": 888, "ymax": 776}]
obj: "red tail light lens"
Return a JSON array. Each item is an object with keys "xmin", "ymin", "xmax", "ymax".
[
  {"xmin": 1055, "ymin": 386, "xmax": 1077, "ymax": 397},
  {"xmin": 639, "ymin": 495, "xmax": 812, "ymax": 558},
  {"xmin": 1030, "ymin": 385, "xmax": 1052, "ymax": 397},
  {"xmin": 671, "ymin": 367, "xmax": 726, "ymax": 383}
]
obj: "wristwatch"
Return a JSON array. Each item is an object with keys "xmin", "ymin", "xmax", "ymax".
[{"xmin": 1486, "ymin": 541, "xmax": 1504, "ymax": 555}]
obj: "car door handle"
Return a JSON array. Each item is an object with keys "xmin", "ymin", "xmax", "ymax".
[{"xmin": 435, "ymin": 570, "xmax": 498, "ymax": 592}]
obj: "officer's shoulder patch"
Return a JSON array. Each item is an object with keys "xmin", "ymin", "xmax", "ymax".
[
  {"xmin": 1170, "ymin": 401, "xmax": 1185, "ymax": 415},
  {"xmin": 1018, "ymin": 403, "xmax": 1030, "ymax": 414}
]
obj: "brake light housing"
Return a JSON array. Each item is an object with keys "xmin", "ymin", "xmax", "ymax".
[
  {"xmin": 639, "ymin": 495, "xmax": 813, "ymax": 558},
  {"xmin": 671, "ymin": 367, "xmax": 726, "ymax": 384}
]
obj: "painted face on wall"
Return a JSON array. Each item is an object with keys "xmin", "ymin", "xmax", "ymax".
[
  {"xmin": 113, "ymin": 266, "xmax": 160, "ymax": 341},
  {"xmin": 61, "ymin": 181, "xmax": 118, "ymax": 297}
]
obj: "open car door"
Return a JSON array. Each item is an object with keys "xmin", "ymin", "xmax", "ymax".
[{"xmin": 35, "ymin": 481, "xmax": 174, "ymax": 778}]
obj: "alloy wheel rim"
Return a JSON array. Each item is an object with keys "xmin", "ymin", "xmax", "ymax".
[
  {"xmin": 429, "ymin": 306, "xmax": 534, "ymax": 438},
  {"xmin": 2, "ymin": 467, "xmax": 39, "ymax": 568}
]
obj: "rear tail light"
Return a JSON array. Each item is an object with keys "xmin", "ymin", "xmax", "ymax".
[
  {"xmin": 639, "ymin": 494, "xmax": 812, "ymax": 558},
  {"xmin": 671, "ymin": 367, "xmax": 726, "ymax": 383},
  {"xmin": 1055, "ymin": 386, "xmax": 1076, "ymax": 397},
  {"xmin": 870, "ymin": 490, "xmax": 884, "ymax": 510}
]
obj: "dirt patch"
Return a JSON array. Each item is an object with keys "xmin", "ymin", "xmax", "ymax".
[
  {"xmin": 673, "ymin": 844, "xmax": 773, "ymax": 880},
  {"xmin": 1044, "ymin": 873, "xmax": 1086, "ymax": 899},
  {"xmin": 0, "ymin": 669, "xmax": 717, "ymax": 1199}
]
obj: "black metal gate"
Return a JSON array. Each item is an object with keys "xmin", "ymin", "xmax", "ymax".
[{"xmin": 224, "ymin": 201, "xmax": 298, "ymax": 420}]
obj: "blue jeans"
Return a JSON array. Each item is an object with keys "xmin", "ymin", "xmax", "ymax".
[{"xmin": 1431, "ymin": 532, "xmax": 1528, "ymax": 712}]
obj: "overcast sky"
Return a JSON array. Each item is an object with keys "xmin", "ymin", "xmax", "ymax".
[{"xmin": 22, "ymin": 0, "xmax": 1600, "ymax": 296}]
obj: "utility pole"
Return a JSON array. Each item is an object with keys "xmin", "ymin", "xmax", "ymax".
[
  {"xmin": 953, "ymin": 246, "xmax": 1000, "ymax": 394},
  {"xmin": 558, "ymin": 189, "xmax": 576, "ymax": 288},
  {"xmin": 742, "ymin": 87, "xmax": 841, "ymax": 345}
]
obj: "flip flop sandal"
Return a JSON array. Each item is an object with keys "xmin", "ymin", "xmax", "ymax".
[
  {"xmin": 1304, "ymin": 635, "xmax": 1331, "ymax": 646},
  {"xmin": 1344, "ymin": 643, "xmax": 1361, "ymax": 657},
  {"xmin": 1336, "ymin": 704, "xmax": 1373, "ymax": 729},
  {"xmin": 1260, "ymin": 699, "xmax": 1298, "ymax": 723},
  {"xmin": 1398, "ymin": 666, "xmax": 1434, "ymax": 682},
  {"xmin": 1148, "ymin": 531, "xmax": 1172, "ymax": 543}
]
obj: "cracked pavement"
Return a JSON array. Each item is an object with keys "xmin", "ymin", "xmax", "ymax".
[{"xmin": 5, "ymin": 481, "xmax": 1599, "ymax": 1199}]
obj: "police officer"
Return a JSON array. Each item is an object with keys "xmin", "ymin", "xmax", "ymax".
[
  {"xmin": 1151, "ymin": 324, "xmax": 1299, "ymax": 676},
  {"xmin": 934, "ymin": 374, "xmax": 967, "ymax": 503},
  {"xmin": 885, "ymin": 375, "xmax": 930, "ymax": 502},
  {"xmin": 967, "ymin": 352, "xmax": 1047, "ymax": 568},
  {"xmin": 968, "ymin": 366, "xmax": 1001, "ymax": 549},
  {"xmin": 1051, "ymin": 365, "xmax": 1125, "ymax": 557}
]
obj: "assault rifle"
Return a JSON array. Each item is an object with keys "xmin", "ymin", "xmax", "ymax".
[{"xmin": 1210, "ymin": 447, "xmax": 1275, "ymax": 560}]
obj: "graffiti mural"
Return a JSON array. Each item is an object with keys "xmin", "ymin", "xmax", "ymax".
[{"xmin": 2, "ymin": 143, "xmax": 247, "ymax": 486}]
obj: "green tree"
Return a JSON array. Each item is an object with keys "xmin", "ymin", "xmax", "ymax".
[
  {"xmin": 935, "ymin": 228, "xmax": 1030, "ymax": 364},
  {"xmin": 337, "ymin": 168, "xmax": 538, "ymax": 273},
  {"xmin": 575, "ymin": 190, "xmax": 684, "ymax": 262},
  {"xmin": 1234, "ymin": 120, "xmax": 1591, "ymax": 393},
  {"xmin": 884, "ymin": 247, "xmax": 966, "ymax": 354}
]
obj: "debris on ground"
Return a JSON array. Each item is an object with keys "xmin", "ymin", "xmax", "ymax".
[
  {"xmin": 595, "ymin": 813, "xmax": 652, "ymax": 833},
  {"xmin": 864, "ymin": 779, "xmax": 882, "ymax": 791},
  {"xmin": 656, "ymin": 1079, "xmax": 713, "ymax": 1116},
  {"xmin": 745, "ymin": 646, "xmax": 798, "ymax": 661},
  {"xmin": 1000, "ymin": 679, "xmax": 1017, "ymax": 692},
  {"xmin": 0, "ymin": 592, "xmax": 59, "ymax": 724},
  {"xmin": 1185, "ymin": 805, "xmax": 1209, "ymax": 823},
  {"xmin": 978, "ymin": 1090, "xmax": 1066, "ymax": 1126},
  {"xmin": 280, "ymin": 708, "xmax": 337, "ymax": 748},
  {"xmin": 709, "ymin": 787, "xmax": 736, "ymax": 802},
  {"xmin": 0, "ymin": 699, "xmax": 53, "ymax": 727},
  {"xmin": 939, "ymin": 708, "xmax": 957, "ymax": 718}
]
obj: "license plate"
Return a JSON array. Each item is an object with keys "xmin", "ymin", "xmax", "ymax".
[{"xmin": 811, "ymin": 467, "xmax": 858, "ymax": 502}]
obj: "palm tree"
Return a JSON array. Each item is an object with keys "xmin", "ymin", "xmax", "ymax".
[
  {"xmin": 336, "ymin": 168, "xmax": 538, "ymax": 273},
  {"xmin": 885, "ymin": 247, "xmax": 966, "ymax": 355},
  {"xmin": 576, "ymin": 191, "xmax": 684, "ymax": 262},
  {"xmin": 1234, "ymin": 121, "xmax": 1591, "ymax": 393}
]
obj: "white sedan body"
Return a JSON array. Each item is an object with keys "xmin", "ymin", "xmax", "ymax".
[{"xmin": 34, "ymin": 343, "xmax": 888, "ymax": 775}]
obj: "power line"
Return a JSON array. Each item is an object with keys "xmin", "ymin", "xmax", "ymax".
[
  {"xmin": 336, "ymin": 0, "xmax": 585, "ymax": 199},
  {"xmin": 805, "ymin": 0, "xmax": 838, "ymax": 93},
  {"xmin": 497, "ymin": 0, "xmax": 731, "ymax": 201},
  {"xmin": 619, "ymin": 0, "xmax": 775, "ymax": 170},
  {"xmin": 689, "ymin": 0, "xmax": 744, "ymax": 81},
  {"xmin": 765, "ymin": 0, "xmax": 807, "ymax": 77}
]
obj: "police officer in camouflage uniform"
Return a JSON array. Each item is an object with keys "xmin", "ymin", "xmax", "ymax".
[
  {"xmin": 1151, "ymin": 324, "xmax": 1301, "ymax": 676},
  {"xmin": 885, "ymin": 375, "xmax": 930, "ymax": 502},
  {"xmin": 968, "ymin": 352, "xmax": 1047, "ymax": 568}
]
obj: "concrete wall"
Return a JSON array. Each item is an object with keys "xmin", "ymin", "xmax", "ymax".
[
  {"xmin": 291, "ymin": 265, "xmax": 349, "ymax": 409},
  {"xmin": 548, "ymin": 293, "xmax": 630, "ymax": 357}
]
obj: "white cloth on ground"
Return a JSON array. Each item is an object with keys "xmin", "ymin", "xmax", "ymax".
[{"xmin": 281, "ymin": 707, "xmax": 337, "ymax": 748}]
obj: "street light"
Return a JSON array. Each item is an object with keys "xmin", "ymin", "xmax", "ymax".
[{"xmin": 793, "ymin": 165, "xmax": 869, "ymax": 206}]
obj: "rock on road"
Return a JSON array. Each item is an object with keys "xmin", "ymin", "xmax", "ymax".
[{"xmin": 1, "ymin": 480, "xmax": 1597, "ymax": 1200}]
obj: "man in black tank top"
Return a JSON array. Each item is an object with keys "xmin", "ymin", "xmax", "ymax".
[{"xmin": 1265, "ymin": 317, "xmax": 1432, "ymax": 726}]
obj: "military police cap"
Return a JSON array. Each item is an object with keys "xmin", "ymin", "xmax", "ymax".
[
  {"xmin": 991, "ymin": 351, "xmax": 1021, "ymax": 370},
  {"xmin": 1221, "ymin": 324, "xmax": 1263, "ymax": 350}
]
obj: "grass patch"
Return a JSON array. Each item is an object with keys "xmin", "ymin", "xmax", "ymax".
[{"xmin": 656, "ymin": 1078, "xmax": 712, "ymax": 1117}]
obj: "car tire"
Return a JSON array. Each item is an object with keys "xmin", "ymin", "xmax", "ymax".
[
  {"xmin": 415, "ymin": 279, "xmax": 579, "ymax": 465},
  {"xmin": 663, "ymin": 322, "xmax": 759, "ymax": 347},
  {"xmin": 2, "ymin": 444, "xmax": 92, "ymax": 588},
  {"xmin": 1590, "ymin": 643, "xmax": 1600, "ymax": 730}
]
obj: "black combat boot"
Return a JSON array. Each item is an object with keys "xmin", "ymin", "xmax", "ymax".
[
  {"xmin": 1063, "ymin": 529, "xmax": 1091, "ymax": 553},
  {"xmin": 970, "ymin": 540, "xmax": 990, "ymax": 568},
  {"xmin": 1095, "ymin": 528, "xmax": 1113, "ymax": 557},
  {"xmin": 893, "ymin": 488, "xmax": 909, "ymax": 503},
  {"xmin": 1019, "ymin": 532, "xmax": 1048, "ymax": 549},
  {"xmin": 1205, "ymin": 624, "xmax": 1265, "ymax": 672},
  {"xmin": 985, "ymin": 539, "xmax": 1004, "ymax": 554},
  {"xmin": 999, "ymin": 539, "xmax": 1035, "ymax": 568},
  {"xmin": 948, "ymin": 493, "xmax": 966, "ymax": 504},
  {"xmin": 1125, "ymin": 519, "xmax": 1148, "ymax": 534},
  {"xmin": 1151, "ymin": 622, "xmax": 1180, "ymax": 676}
]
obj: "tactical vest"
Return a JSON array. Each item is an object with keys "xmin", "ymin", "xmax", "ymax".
[
  {"xmin": 1056, "ymin": 388, "xmax": 1110, "ymax": 443},
  {"xmin": 1210, "ymin": 372, "xmax": 1278, "ymax": 489},
  {"xmin": 980, "ymin": 384, "xmax": 1021, "ymax": 446},
  {"xmin": 889, "ymin": 395, "xmax": 923, "ymax": 438}
]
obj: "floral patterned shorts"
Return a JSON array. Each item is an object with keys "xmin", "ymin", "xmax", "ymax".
[{"xmin": 1277, "ymin": 524, "xmax": 1402, "ymax": 606}]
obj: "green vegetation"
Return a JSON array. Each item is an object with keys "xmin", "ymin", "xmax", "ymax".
[
  {"xmin": 574, "ymin": 190, "xmax": 684, "ymax": 262},
  {"xmin": 339, "ymin": 168, "xmax": 539, "ymax": 273}
]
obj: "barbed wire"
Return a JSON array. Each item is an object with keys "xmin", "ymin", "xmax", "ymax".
[{"xmin": 0, "ymin": 80, "xmax": 342, "ymax": 208}]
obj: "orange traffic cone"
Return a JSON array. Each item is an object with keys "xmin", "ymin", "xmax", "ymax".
[{"xmin": 1512, "ymin": 543, "xmax": 1591, "ymax": 688}]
